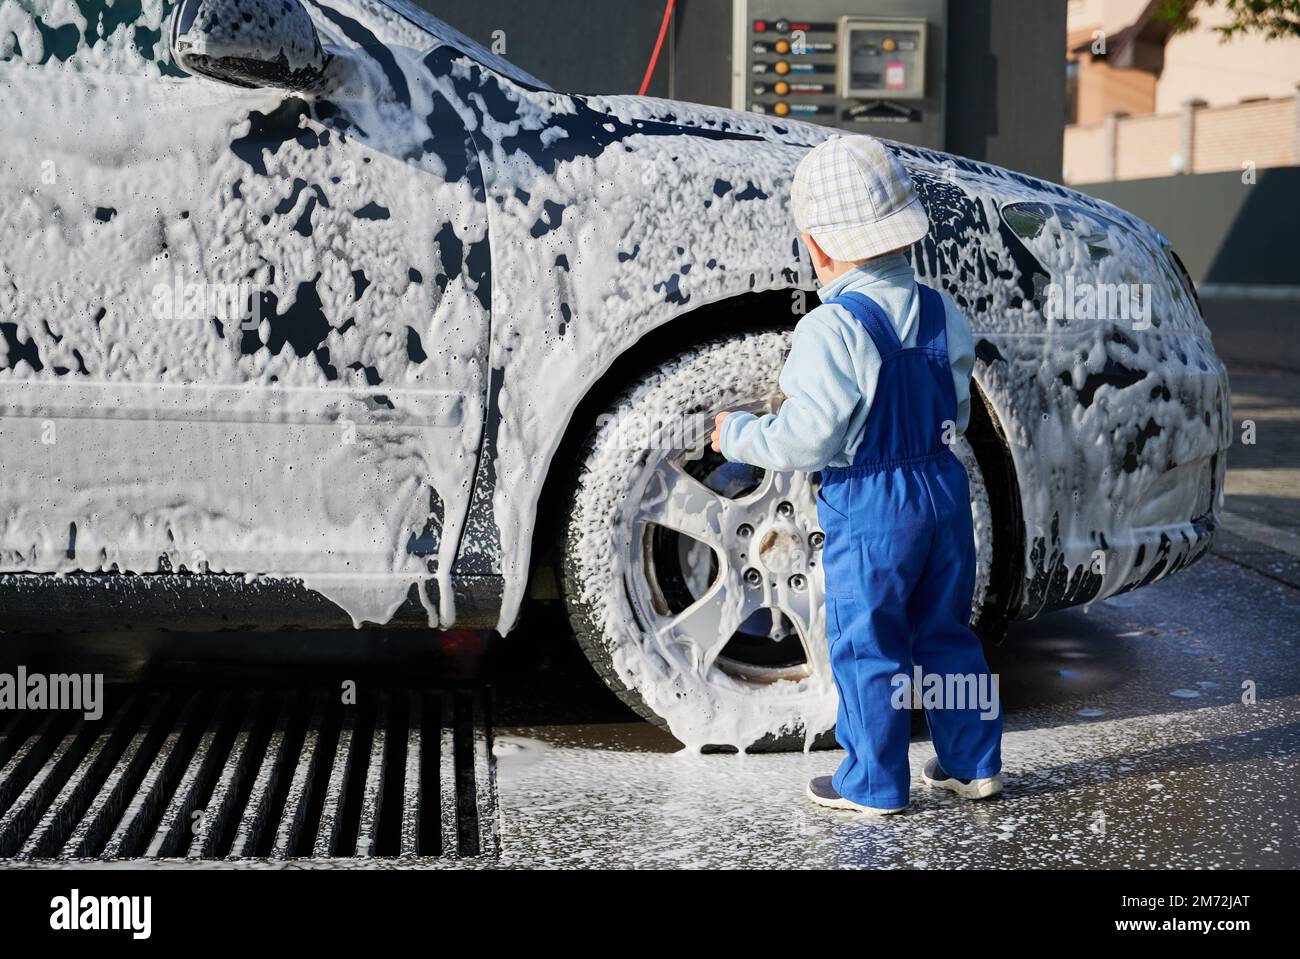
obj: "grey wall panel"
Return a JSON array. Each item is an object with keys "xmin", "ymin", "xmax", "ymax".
[
  {"xmin": 413, "ymin": 0, "xmax": 673, "ymax": 96},
  {"xmin": 670, "ymin": 0, "xmax": 734, "ymax": 107},
  {"xmin": 946, "ymin": 0, "xmax": 1066, "ymax": 181},
  {"xmin": 1078, "ymin": 167, "xmax": 1300, "ymax": 371},
  {"xmin": 1077, "ymin": 168, "xmax": 1300, "ymax": 286}
]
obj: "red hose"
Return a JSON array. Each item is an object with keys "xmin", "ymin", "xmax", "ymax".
[{"xmin": 638, "ymin": 0, "xmax": 677, "ymax": 96}]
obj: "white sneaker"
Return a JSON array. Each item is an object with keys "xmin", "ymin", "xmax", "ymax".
[
  {"xmin": 806, "ymin": 776, "xmax": 907, "ymax": 815},
  {"xmin": 921, "ymin": 757, "xmax": 1003, "ymax": 799}
]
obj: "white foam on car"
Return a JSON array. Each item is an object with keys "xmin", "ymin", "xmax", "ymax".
[
  {"xmin": 0, "ymin": 1, "xmax": 484, "ymax": 627},
  {"xmin": 0, "ymin": 0, "xmax": 1229, "ymax": 663}
]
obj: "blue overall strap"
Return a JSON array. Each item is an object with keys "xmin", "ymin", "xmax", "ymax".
[
  {"xmin": 828, "ymin": 291, "xmax": 903, "ymax": 359},
  {"xmin": 914, "ymin": 284, "xmax": 950, "ymax": 357}
]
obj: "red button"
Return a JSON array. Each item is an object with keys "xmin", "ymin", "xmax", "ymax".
[{"xmin": 753, "ymin": 19, "xmax": 767, "ymax": 32}]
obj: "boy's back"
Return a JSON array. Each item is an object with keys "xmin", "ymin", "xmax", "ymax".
[{"xmin": 718, "ymin": 250, "xmax": 975, "ymax": 474}]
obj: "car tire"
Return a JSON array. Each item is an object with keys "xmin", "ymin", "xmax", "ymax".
[{"xmin": 559, "ymin": 329, "xmax": 1004, "ymax": 752}]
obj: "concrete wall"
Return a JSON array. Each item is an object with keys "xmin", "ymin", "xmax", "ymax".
[
  {"xmin": 1193, "ymin": 297, "xmax": 1300, "ymax": 372},
  {"xmin": 1065, "ymin": 121, "xmax": 1109, "ymax": 182},
  {"xmin": 1077, "ymin": 167, "xmax": 1300, "ymax": 286},
  {"xmin": 1193, "ymin": 98, "xmax": 1297, "ymax": 173},
  {"xmin": 1114, "ymin": 111, "xmax": 1180, "ymax": 179},
  {"xmin": 415, "ymin": 0, "xmax": 679, "ymax": 97},
  {"xmin": 944, "ymin": 0, "xmax": 1067, "ymax": 181}
]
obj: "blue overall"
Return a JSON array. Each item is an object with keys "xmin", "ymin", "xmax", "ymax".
[{"xmin": 818, "ymin": 286, "xmax": 1002, "ymax": 809}]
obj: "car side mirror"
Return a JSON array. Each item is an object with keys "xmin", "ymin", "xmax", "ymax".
[{"xmin": 170, "ymin": 0, "xmax": 330, "ymax": 90}]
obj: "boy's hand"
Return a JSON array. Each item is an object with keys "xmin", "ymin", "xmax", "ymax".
[{"xmin": 711, "ymin": 411, "xmax": 731, "ymax": 454}]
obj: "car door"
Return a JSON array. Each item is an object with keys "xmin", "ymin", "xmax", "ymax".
[{"xmin": 0, "ymin": 0, "xmax": 491, "ymax": 627}]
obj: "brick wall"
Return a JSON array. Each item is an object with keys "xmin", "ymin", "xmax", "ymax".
[
  {"xmin": 1115, "ymin": 113, "xmax": 1181, "ymax": 179},
  {"xmin": 1193, "ymin": 99, "xmax": 1296, "ymax": 175},
  {"xmin": 1064, "ymin": 94, "xmax": 1298, "ymax": 184},
  {"xmin": 1063, "ymin": 122, "xmax": 1110, "ymax": 183}
]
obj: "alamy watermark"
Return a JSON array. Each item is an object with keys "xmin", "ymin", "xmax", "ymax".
[
  {"xmin": 597, "ymin": 410, "xmax": 716, "ymax": 459},
  {"xmin": 1040, "ymin": 275, "xmax": 1153, "ymax": 330},
  {"xmin": 152, "ymin": 276, "xmax": 262, "ymax": 328},
  {"xmin": 50, "ymin": 890, "xmax": 151, "ymax": 939},
  {"xmin": 0, "ymin": 667, "xmax": 103, "ymax": 720},
  {"xmin": 890, "ymin": 666, "xmax": 1001, "ymax": 720}
]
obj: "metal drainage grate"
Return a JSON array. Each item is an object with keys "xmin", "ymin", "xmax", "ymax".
[{"xmin": 0, "ymin": 687, "xmax": 498, "ymax": 861}]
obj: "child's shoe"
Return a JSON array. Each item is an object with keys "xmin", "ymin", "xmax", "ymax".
[
  {"xmin": 806, "ymin": 776, "xmax": 906, "ymax": 815},
  {"xmin": 921, "ymin": 757, "xmax": 1003, "ymax": 799}
]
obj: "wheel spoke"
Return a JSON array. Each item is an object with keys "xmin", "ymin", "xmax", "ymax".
[
  {"xmin": 769, "ymin": 574, "xmax": 827, "ymax": 677},
  {"xmin": 635, "ymin": 460, "xmax": 732, "ymax": 551},
  {"xmin": 658, "ymin": 574, "xmax": 750, "ymax": 674},
  {"xmin": 762, "ymin": 468, "xmax": 813, "ymax": 507}
]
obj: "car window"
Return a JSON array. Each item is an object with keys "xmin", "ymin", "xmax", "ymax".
[
  {"xmin": 1001, "ymin": 199, "xmax": 1190, "ymax": 309},
  {"xmin": 0, "ymin": 0, "xmax": 187, "ymax": 76},
  {"xmin": 1002, "ymin": 201, "xmax": 1113, "ymax": 263},
  {"xmin": 378, "ymin": 0, "xmax": 550, "ymax": 89}
]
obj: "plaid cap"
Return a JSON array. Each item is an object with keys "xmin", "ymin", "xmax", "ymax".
[{"xmin": 791, "ymin": 134, "xmax": 930, "ymax": 261}]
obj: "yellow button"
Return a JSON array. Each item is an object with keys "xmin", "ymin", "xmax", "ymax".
[
  {"xmin": 883, "ymin": 38, "xmax": 897, "ymax": 52},
  {"xmin": 775, "ymin": 60, "xmax": 790, "ymax": 75},
  {"xmin": 775, "ymin": 39, "xmax": 790, "ymax": 54},
  {"xmin": 774, "ymin": 80, "xmax": 790, "ymax": 96},
  {"xmin": 774, "ymin": 101, "xmax": 790, "ymax": 116}
]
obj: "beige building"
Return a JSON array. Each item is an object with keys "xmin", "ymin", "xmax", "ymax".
[{"xmin": 1064, "ymin": 0, "xmax": 1300, "ymax": 183}]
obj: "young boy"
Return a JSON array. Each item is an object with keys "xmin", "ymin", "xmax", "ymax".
[{"xmin": 711, "ymin": 135, "xmax": 1003, "ymax": 814}]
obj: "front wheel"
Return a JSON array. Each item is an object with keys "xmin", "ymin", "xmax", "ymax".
[{"xmin": 560, "ymin": 330, "xmax": 1001, "ymax": 752}]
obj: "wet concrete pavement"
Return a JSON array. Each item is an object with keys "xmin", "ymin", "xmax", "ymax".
[
  {"xmin": 15, "ymin": 543, "xmax": 1293, "ymax": 872},
  {"xmin": 492, "ymin": 551, "xmax": 1300, "ymax": 868},
  {"xmin": 1220, "ymin": 362, "xmax": 1300, "ymax": 568},
  {"xmin": 1221, "ymin": 363, "xmax": 1300, "ymax": 539}
]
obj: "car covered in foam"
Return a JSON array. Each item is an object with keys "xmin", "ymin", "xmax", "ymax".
[{"xmin": 0, "ymin": 0, "xmax": 1230, "ymax": 749}]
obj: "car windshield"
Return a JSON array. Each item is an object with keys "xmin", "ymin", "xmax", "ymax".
[{"xmin": 378, "ymin": 0, "xmax": 551, "ymax": 90}]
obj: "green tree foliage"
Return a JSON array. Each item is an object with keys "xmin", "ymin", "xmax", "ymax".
[{"xmin": 1153, "ymin": 0, "xmax": 1300, "ymax": 41}]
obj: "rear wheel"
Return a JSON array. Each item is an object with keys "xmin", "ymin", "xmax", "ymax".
[{"xmin": 560, "ymin": 330, "xmax": 1003, "ymax": 751}]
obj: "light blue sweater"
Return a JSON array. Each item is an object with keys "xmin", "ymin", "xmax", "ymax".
[{"xmin": 720, "ymin": 253, "xmax": 975, "ymax": 472}]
